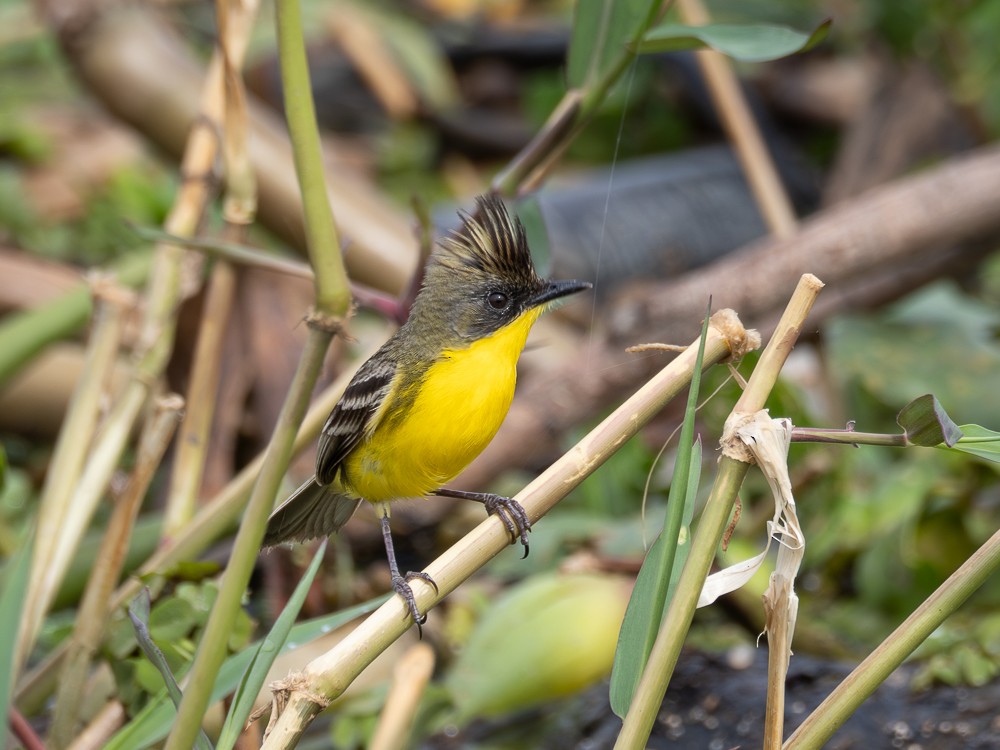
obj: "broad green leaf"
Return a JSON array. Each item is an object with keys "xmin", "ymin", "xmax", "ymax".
[
  {"xmin": 105, "ymin": 596, "xmax": 388, "ymax": 750},
  {"xmin": 897, "ymin": 394, "xmax": 963, "ymax": 447},
  {"xmin": 567, "ymin": 0, "xmax": 660, "ymax": 89},
  {"xmin": 1, "ymin": 532, "xmax": 32, "ymax": 739},
  {"xmin": 128, "ymin": 590, "xmax": 214, "ymax": 750},
  {"xmin": 610, "ymin": 303, "xmax": 710, "ymax": 717},
  {"xmin": 216, "ymin": 540, "xmax": 327, "ymax": 750},
  {"xmin": 945, "ymin": 425, "xmax": 1000, "ymax": 465},
  {"xmin": 637, "ymin": 19, "xmax": 831, "ymax": 62}
]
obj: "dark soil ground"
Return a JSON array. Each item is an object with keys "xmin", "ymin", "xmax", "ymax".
[{"xmin": 425, "ymin": 648, "xmax": 1000, "ymax": 749}]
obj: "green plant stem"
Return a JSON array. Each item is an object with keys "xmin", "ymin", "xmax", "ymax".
[
  {"xmin": 791, "ymin": 427, "xmax": 907, "ymax": 447},
  {"xmin": 275, "ymin": 0, "xmax": 351, "ymax": 318},
  {"xmin": 615, "ymin": 274, "xmax": 824, "ymax": 749},
  {"xmin": 131, "ymin": 225, "xmax": 312, "ymax": 278},
  {"xmin": 0, "ymin": 252, "xmax": 151, "ymax": 387},
  {"xmin": 784, "ymin": 524, "xmax": 1000, "ymax": 749},
  {"xmin": 164, "ymin": 323, "xmax": 334, "ymax": 750},
  {"xmin": 49, "ymin": 396, "xmax": 183, "ymax": 749}
]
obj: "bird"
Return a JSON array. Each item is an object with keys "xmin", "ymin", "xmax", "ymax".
[{"xmin": 263, "ymin": 193, "xmax": 591, "ymax": 627}]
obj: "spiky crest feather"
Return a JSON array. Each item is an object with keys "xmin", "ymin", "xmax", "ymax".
[{"xmin": 435, "ymin": 194, "xmax": 540, "ymax": 286}]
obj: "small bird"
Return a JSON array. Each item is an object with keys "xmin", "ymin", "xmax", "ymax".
[{"xmin": 264, "ymin": 194, "xmax": 591, "ymax": 626}]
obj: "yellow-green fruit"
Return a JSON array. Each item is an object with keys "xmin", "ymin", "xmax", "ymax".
[{"xmin": 447, "ymin": 572, "xmax": 632, "ymax": 721}]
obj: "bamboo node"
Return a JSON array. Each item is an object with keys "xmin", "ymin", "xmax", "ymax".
[
  {"xmin": 720, "ymin": 410, "xmax": 759, "ymax": 463},
  {"xmin": 305, "ymin": 306, "xmax": 353, "ymax": 338},
  {"xmin": 709, "ymin": 309, "xmax": 760, "ymax": 361}
]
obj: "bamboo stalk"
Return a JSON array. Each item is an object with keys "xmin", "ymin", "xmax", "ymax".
[{"xmin": 369, "ymin": 643, "xmax": 436, "ymax": 750}]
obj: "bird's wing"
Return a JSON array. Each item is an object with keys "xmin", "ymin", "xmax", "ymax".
[{"xmin": 315, "ymin": 355, "xmax": 398, "ymax": 484}]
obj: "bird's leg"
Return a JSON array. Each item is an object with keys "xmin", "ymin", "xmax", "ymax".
[
  {"xmin": 436, "ymin": 488, "xmax": 531, "ymax": 558},
  {"xmin": 378, "ymin": 510, "xmax": 437, "ymax": 634}
]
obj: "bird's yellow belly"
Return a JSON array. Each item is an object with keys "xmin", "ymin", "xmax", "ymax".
[{"xmin": 342, "ymin": 312, "xmax": 539, "ymax": 502}]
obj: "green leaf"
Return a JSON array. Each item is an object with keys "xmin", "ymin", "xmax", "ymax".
[
  {"xmin": 448, "ymin": 573, "xmax": 630, "ymax": 720},
  {"xmin": 216, "ymin": 540, "xmax": 327, "ymax": 750},
  {"xmin": 897, "ymin": 394, "xmax": 963, "ymax": 447},
  {"xmin": 637, "ymin": 19, "xmax": 831, "ymax": 62},
  {"xmin": 609, "ymin": 302, "xmax": 710, "ymax": 717},
  {"xmin": 105, "ymin": 595, "xmax": 389, "ymax": 750},
  {"xmin": 567, "ymin": 0, "xmax": 660, "ymax": 89},
  {"xmin": 128, "ymin": 590, "xmax": 214, "ymax": 750},
  {"xmin": 945, "ymin": 425, "xmax": 1000, "ymax": 465},
  {"xmin": 148, "ymin": 596, "xmax": 198, "ymax": 642},
  {"xmin": 1, "ymin": 531, "xmax": 33, "ymax": 739}
]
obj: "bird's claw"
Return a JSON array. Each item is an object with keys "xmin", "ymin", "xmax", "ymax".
[
  {"xmin": 392, "ymin": 570, "xmax": 438, "ymax": 637},
  {"xmin": 482, "ymin": 493, "xmax": 531, "ymax": 558}
]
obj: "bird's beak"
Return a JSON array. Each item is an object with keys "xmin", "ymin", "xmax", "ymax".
[{"xmin": 528, "ymin": 279, "xmax": 593, "ymax": 309}]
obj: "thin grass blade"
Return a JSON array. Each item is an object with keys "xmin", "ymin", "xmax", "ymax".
[{"xmin": 610, "ymin": 303, "xmax": 711, "ymax": 717}]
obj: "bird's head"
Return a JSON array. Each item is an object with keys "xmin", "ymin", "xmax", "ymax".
[{"xmin": 415, "ymin": 194, "xmax": 591, "ymax": 341}]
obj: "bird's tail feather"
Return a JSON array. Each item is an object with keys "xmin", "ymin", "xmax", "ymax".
[{"xmin": 263, "ymin": 477, "xmax": 362, "ymax": 547}]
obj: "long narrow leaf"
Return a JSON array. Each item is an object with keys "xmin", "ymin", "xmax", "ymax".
[
  {"xmin": 128, "ymin": 590, "xmax": 214, "ymax": 750},
  {"xmin": 1, "ymin": 530, "xmax": 32, "ymax": 738},
  {"xmin": 637, "ymin": 19, "xmax": 831, "ymax": 62},
  {"xmin": 105, "ymin": 595, "xmax": 389, "ymax": 750},
  {"xmin": 610, "ymin": 304, "xmax": 711, "ymax": 716},
  {"xmin": 667, "ymin": 439, "xmax": 702, "ymax": 597},
  {"xmin": 216, "ymin": 540, "xmax": 327, "ymax": 750}
]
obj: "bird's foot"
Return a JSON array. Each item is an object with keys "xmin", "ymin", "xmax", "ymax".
[
  {"xmin": 481, "ymin": 493, "xmax": 531, "ymax": 558},
  {"xmin": 391, "ymin": 570, "xmax": 438, "ymax": 636}
]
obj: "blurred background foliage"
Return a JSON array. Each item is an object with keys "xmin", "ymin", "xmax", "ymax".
[{"xmin": 2, "ymin": 0, "xmax": 1000, "ymax": 747}]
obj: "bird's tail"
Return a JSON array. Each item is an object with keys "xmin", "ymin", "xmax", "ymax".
[{"xmin": 263, "ymin": 476, "xmax": 362, "ymax": 547}]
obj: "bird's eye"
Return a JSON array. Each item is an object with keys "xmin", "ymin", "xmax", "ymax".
[{"xmin": 487, "ymin": 291, "xmax": 510, "ymax": 310}]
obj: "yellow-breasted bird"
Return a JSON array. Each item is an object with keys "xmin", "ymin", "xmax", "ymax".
[{"xmin": 263, "ymin": 194, "xmax": 591, "ymax": 626}]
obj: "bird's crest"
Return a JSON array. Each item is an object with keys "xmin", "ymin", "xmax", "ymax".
[{"xmin": 436, "ymin": 194, "xmax": 540, "ymax": 286}]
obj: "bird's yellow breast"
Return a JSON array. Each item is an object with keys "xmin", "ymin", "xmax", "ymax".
[{"xmin": 341, "ymin": 309, "xmax": 542, "ymax": 502}]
